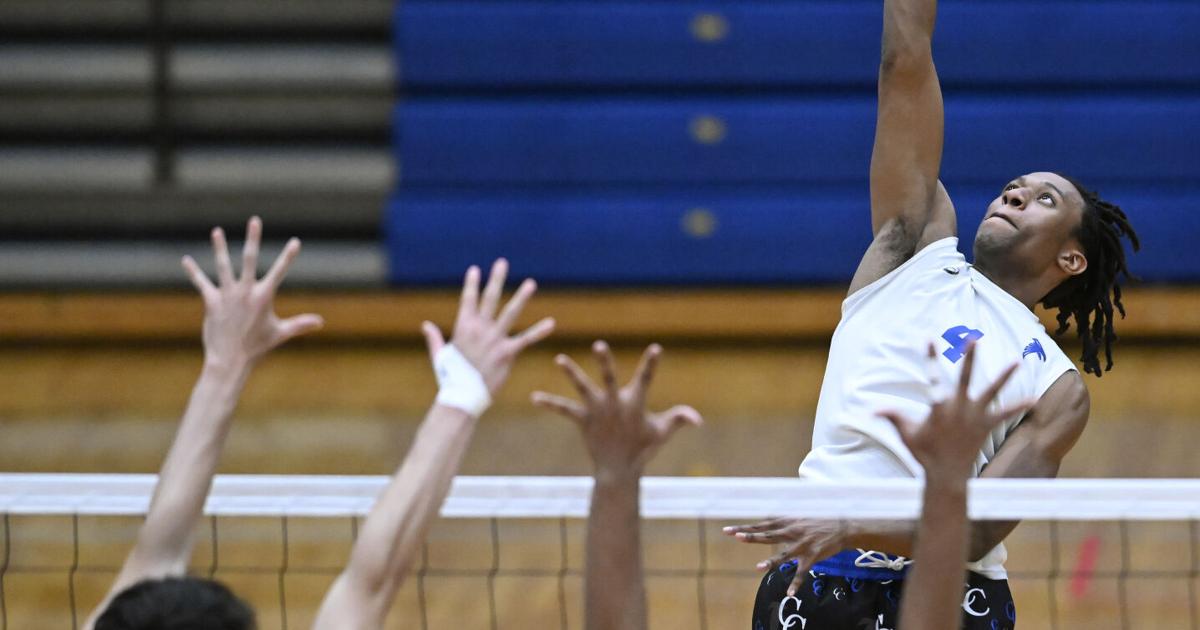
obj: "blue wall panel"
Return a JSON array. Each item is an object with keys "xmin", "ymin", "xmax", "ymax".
[
  {"xmin": 398, "ymin": 1, "xmax": 1200, "ymax": 88},
  {"xmin": 385, "ymin": 187, "xmax": 1193, "ymax": 284},
  {"xmin": 389, "ymin": 1, "xmax": 1199, "ymax": 285},
  {"xmin": 387, "ymin": 189, "xmax": 870, "ymax": 285},
  {"xmin": 396, "ymin": 96, "xmax": 1200, "ymax": 186}
]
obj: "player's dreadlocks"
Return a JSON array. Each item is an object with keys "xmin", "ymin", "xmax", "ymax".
[{"xmin": 1040, "ymin": 175, "xmax": 1140, "ymax": 377}]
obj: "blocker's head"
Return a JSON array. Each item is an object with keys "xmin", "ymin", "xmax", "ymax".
[{"xmin": 95, "ymin": 576, "xmax": 256, "ymax": 630}]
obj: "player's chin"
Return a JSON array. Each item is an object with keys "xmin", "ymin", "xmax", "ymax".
[{"xmin": 973, "ymin": 224, "xmax": 1014, "ymax": 253}]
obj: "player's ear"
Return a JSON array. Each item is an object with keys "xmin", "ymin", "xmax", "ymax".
[{"xmin": 1057, "ymin": 245, "xmax": 1087, "ymax": 277}]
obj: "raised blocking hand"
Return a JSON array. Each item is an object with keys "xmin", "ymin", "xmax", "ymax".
[
  {"xmin": 181, "ymin": 216, "xmax": 323, "ymax": 369},
  {"xmin": 532, "ymin": 341, "xmax": 702, "ymax": 477},
  {"xmin": 421, "ymin": 258, "xmax": 556, "ymax": 395}
]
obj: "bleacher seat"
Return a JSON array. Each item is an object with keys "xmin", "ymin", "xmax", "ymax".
[{"xmin": 0, "ymin": 0, "xmax": 393, "ymax": 253}]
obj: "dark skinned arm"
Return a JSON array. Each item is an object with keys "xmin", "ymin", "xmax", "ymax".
[
  {"xmin": 850, "ymin": 0, "xmax": 956, "ymax": 297},
  {"xmin": 532, "ymin": 343, "xmax": 702, "ymax": 630}
]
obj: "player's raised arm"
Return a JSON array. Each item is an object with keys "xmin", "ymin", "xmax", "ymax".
[
  {"xmin": 851, "ymin": 0, "xmax": 955, "ymax": 294},
  {"xmin": 312, "ymin": 260, "xmax": 555, "ymax": 630},
  {"xmin": 87, "ymin": 218, "xmax": 323, "ymax": 630},
  {"xmin": 871, "ymin": 0, "xmax": 945, "ymax": 235},
  {"xmin": 532, "ymin": 342, "xmax": 701, "ymax": 630}
]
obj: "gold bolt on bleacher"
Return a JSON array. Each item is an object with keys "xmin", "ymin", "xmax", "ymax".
[
  {"xmin": 689, "ymin": 115, "xmax": 727, "ymax": 145},
  {"xmin": 682, "ymin": 208, "xmax": 718, "ymax": 239},
  {"xmin": 690, "ymin": 13, "xmax": 729, "ymax": 43}
]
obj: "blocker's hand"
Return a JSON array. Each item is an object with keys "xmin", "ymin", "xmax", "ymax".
[
  {"xmin": 421, "ymin": 258, "xmax": 556, "ymax": 395},
  {"xmin": 532, "ymin": 341, "xmax": 702, "ymax": 477},
  {"xmin": 182, "ymin": 216, "xmax": 323, "ymax": 369}
]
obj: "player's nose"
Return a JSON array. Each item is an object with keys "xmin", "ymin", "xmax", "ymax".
[{"xmin": 1002, "ymin": 188, "xmax": 1029, "ymax": 209}]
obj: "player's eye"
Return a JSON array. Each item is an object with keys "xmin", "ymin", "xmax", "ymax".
[
  {"xmin": 1039, "ymin": 193, "xmax": 1055, "ymax": 205},
  {"xmin": 1003, "ymin": 184, "xmax": 1018, "ymax": 193}
]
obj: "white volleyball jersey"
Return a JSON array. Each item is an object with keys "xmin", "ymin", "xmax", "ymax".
[{"xmin": 798, "ymin": 237, "xmax": 1077, "ymax": 580}]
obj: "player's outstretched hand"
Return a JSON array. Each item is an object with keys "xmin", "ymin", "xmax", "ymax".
[
  {"xmin": 722, "ymin": 516, "xmax": 846, "ymax": 596},
  {"xmin": 421, "ymin": 259, "xmax": 556, "ymax": 396},
  {"xmin": 877, "ymin": 342, "xmax": 1035, "ymax": 480},
  {"xmin": 532, "ymin": 341, "xmax": 702, "ymax": 476},
  {"xmin": 181, "ymin": 216, "xmax": 323, "ymax": 369}
]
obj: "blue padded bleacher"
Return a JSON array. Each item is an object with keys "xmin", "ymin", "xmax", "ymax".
[
  {"xmin": 396, "ymin": 96, "xmax": 1200, "ymax": 186},
  {"xmin": 388, "ymin": 188, "xmax": 875, "ymax": 285},
  {"xmin": 386, "ymin": 187, "xmax": 1195, "ymax": 284},
  {"xmin": 397, "ymin": 2, "xmax": 1200, "ymax": 88},
  {"xmin": 388, "ymin": 1, "xmax": 1200, "ymax": 285}
]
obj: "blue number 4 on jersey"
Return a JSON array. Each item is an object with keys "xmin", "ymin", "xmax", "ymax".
[{"xmin": 942, "ymin": 326, "xmax": 985, "ymax": 363}]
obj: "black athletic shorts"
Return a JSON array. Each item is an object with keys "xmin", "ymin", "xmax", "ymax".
[{"xmin": 752, "ymin": 551, "xmax": 1016, "ymax": 630}]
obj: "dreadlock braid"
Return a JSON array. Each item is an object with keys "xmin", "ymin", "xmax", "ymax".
[{"xmin": 1039, "ymin": 175, "xmax": 1140, "ymax": 377}]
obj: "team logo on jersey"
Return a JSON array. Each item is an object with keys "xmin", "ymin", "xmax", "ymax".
[
  {"xmin": 942, "ymin": 326, "xmax": 985, "ymax": 363},
  {"xmin": 1022, "ymin": 339, "xmax": 1046, "ymax": 362}
]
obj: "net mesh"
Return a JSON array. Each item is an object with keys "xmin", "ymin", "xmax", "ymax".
[{"xmin": 3, "ymin": 474, "xmax": 1200, "ymax": 629}]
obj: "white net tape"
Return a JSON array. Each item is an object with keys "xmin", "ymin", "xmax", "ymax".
[
  {"xmin": 4, "ymin": 475, "xmax": 1200, "ymax": 629},
  {"xmin": 2, "ymin": 474, "xmax": 1199, "ymax": 520}
]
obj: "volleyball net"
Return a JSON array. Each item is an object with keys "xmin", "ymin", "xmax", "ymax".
[{"xmin": 3, "ymin": 474, "xmax": 1199, "ymax": 629}]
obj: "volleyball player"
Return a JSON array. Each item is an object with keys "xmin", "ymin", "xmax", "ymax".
[
  {"xmin": 723, "ymin": 0, "xmax": 1139, "ymax": 626},
  {"xmin": 86, "ymin": 217, "xmax": 323, "ymax": 630},
  {"xmin": 88, "ymin": 219, "xmax": 555, "ymax": 630},
  {"xmin": 532, "ymin": 341, "xmax": 703, "ymax": 630}
]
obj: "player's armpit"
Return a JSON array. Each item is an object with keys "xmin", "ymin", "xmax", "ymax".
[
  {"xmin": 857, "ymin": 0, "xmax": 954, "ymax": 294},
  {"xmin": 849, "ymin": 181, "xmax": 956, "ymax": 296}
]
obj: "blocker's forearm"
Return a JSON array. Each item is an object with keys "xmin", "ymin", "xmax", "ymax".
[
  {"xmin": 585, "ymin": 472, "xmax": 647, "ymax": 630},
  {"xmin": 128, "ymin": 360, "xmax": 249, "ymax": 575},
  {"xmin": 898, "ymin": 478, "xmax": 969, "ymax": 630},
  {"xmin": 340, "ymin": 404, "xmax": 477, "ymax": 602},
  {"xmin": 85, "ymin": 360, "xmax": 251, "ymax": 630}
]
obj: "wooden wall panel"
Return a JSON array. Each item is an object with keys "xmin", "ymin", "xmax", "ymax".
[
  {"xmin": 0, "ymin": 343, "xmax": 1196, "ymax": 478},
  {"xmin": 1, "ymin": 287, "xmax": 1196, "ymax": 342},
  {"xmin": 0, "ymin": 289, "xmax": 1196, "ymax": 627}
]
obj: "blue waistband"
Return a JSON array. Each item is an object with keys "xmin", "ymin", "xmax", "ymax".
[{"xmin": 810, "ymin": 549, "xmax": 909, "ymax": 581}]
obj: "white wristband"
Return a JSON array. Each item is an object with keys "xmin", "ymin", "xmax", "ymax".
[{"xmin": 434, "ymin": 345, "xmax": 492, "ymax": 418}]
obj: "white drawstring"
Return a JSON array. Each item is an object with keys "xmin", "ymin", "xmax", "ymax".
[{"xmin": 853, "ymin": 549, "xmax": 912, "ymax": 572}]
